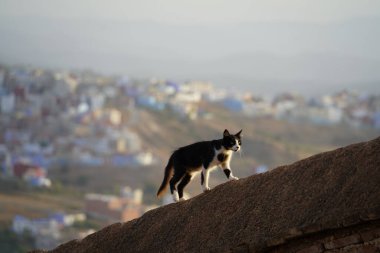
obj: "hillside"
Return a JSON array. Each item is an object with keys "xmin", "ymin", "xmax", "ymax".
[
  {"xmin": 32, "ymin": 136, "xmax": 380, "ymax": 253},
  {"xmin": 48, "ymin": 106, "xmax": 380, "ymax": 201}
]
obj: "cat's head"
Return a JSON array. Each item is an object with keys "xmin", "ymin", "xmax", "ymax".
[{"xmin": 222, "ymin": 129, "xmax": 242, "ymax": 152}]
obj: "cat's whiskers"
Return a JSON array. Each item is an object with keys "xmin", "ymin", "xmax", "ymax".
[{"xmin": 238, "ymin": 147, "xmax": 243, "ymax": 159}]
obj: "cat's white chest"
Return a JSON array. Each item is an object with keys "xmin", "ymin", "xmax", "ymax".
[{"xmin": 210, "ymin": 149, "xmax": 232, "ymax": 168}]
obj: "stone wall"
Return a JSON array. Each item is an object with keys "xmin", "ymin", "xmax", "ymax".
[
  {"xmin": 31, "ymin": 137, "xmax": 380, "ymax": 253},
  {"xmin": 267, "ymin": 220, "xmax": 380, "ymax": 253}
]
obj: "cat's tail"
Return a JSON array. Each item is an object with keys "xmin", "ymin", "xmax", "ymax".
[{"xmin": 157, "ymin": 156, "xmax": 174, "ymax": 198}]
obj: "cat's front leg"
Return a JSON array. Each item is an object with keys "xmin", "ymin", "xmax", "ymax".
[
  {"xmin": 201, "ymin": 166, "xmax": 211, "ymax": 192},
  {"xmin": 229, "ymin": 174, "xmax": 239, "ymax": 180},
  {"xmin": 224, "ymin": 169, "xmax": 239, "ymax": 180},
  {"xmin": 221, "ymin": 162, "xmax": 239, "ymax": 181}
]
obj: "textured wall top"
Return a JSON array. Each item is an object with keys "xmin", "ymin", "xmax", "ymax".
[{"xmin": 33, "ymin": 137, "xmax": 380, "ymax": 253}]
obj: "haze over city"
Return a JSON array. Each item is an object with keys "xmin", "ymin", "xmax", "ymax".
[
  {"xmin": 1, "ymin": 1, "xmax": 380, "ymax": 251},
  {"xmin": 1, "ymin": 0, "xmax": 380, "ymax": 96}
]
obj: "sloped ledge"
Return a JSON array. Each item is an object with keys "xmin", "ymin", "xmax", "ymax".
[{"xmin": 31, "ymin": 137, "xmax": 380, "ymax": 253}]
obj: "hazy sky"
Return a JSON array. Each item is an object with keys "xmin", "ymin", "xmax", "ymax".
[
  {"xmin": 1, "ymin": 0, "xmax": 379, "ymax": 24},
  {"xmin": 1, "ymin": 0, "xmax": 380, "ymax": 95}
]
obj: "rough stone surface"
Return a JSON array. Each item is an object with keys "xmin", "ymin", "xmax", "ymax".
[
  {"xmin": 324, "ymin": 234, "xmax": 362, "ymax": 249},
  {"xmin": 295, "ymin": 244, "xmax": 323, "ymax": 253},
  {"xmin": 31, "ymin": 137, "xmax": 380, "ymax": 253}
]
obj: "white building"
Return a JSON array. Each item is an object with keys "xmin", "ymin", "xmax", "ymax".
[
  {"xmin": 12, "ymin": 215, "xmax": 60, "ymax": 239},
  {"xmin": 120, "ymin": 186, "xmax": 143, "ymax": 205},
  {"xmin": 0, "ymin": 93, "xmax": 15, "ymax": 114}
]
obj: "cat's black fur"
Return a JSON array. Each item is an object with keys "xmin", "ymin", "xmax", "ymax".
[{"xmin": 157, "ymin": 129, "xmax": 242, "ymax": 202}]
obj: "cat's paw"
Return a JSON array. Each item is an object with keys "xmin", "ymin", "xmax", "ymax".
[
  {"xmin": 230, "ymin": 176, "xmax": 239, "ymax": 181},
  {"xmin": 203, "ymin": 186, "xmax": 211, "ymax": 192},
  {"xmin": 172, "ymin": 191, "xmax": 179, "ymax": 202},
  {"xmin": 179, "ymin": 197, "xmax": 187, "ymax": 202}
]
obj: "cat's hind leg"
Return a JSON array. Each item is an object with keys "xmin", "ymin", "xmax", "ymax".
[
  {"xmin": 169, "ymin": 171, "xmax": 184, "ymax": 202},
  {"xmin": 177, "ymin": 173, "xmax": 192, "ymax": 201}
]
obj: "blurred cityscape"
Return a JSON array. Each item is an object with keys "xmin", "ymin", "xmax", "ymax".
[{"xmin": 0, "ymin": 63, "xmax": 379, "ymax": 251}]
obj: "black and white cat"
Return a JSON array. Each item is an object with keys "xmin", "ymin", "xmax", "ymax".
[{"xmin": 157, "ymin": 129, "xmax": 242, "ymax": 202}]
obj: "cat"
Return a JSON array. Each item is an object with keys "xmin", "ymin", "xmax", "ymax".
[{"xmin": 157, "ymin": 129, "xmax": 242, "ymax": 202}]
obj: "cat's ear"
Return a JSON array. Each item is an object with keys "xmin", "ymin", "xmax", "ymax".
[
  {"xmin": 235, "ymin": 129, "xmax": 242, "ymax": 138},
  {"xmin": 223, "ymin": 129, "xmax": 230, "ymax": 137}
]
